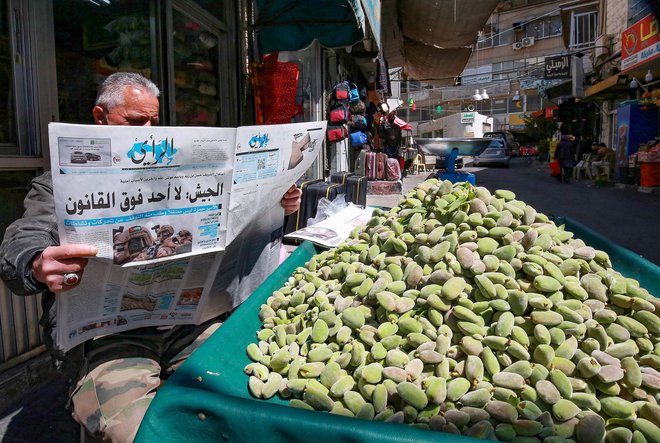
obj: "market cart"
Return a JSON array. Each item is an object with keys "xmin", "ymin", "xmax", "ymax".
[{"xmin": 135, "ymin": 219, "xmax": 659, "ymax": 443}]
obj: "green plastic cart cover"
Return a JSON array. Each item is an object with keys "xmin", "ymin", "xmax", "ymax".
[
  {"xmin": 135, "ymin": 241, "xmax": 482, "ymax": 443},
  {"xmin": 136, "ymin": 219, "xmax": 659, "ymax": 442},
  {"xmin": 559, "ymin": 217, "xmax": 660, "ymax": 296}
]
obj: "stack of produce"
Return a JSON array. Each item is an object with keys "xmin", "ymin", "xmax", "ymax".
[{"xmin": 244, "ymin": 179, "xmax": 659, "ymax": 443}]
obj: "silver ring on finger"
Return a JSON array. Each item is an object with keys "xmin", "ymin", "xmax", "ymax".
[{"xmin": 63, "ymin": 272, "xmax": 80, "ymax": 286}]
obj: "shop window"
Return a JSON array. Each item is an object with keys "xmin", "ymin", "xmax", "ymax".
[
  {"xmin": 53, "ymin": 1, "xmax": 155, "ymax": 124},
  {"xmin": 509, "ymin": 97, "xmax": 524, "ymax": 113},
  {"xmin": 0, "ymin": 0, "xmax": 17, "ymax": 152},
  {"xmin": 492, "ymin": 99, "xmax": 507, "ymax": 115},
  {"xmin": 172, "ymin": 7, "xmax": 222, "ymax": 126}
]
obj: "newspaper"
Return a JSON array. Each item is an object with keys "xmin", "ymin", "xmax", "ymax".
[
  {"xmin": 49, "ymin": 121, "xmax": 326, "ymax": 351},
  {"xmin": 284, "ymin": 205, "xmax": 375, "ymax": 248}
]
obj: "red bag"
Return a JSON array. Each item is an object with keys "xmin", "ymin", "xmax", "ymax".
[
  {"xmin": 327, "ymin": 125, "xmax": 348, "ymax": 142},
  {"xmin": 386, "ymin": 158, "xmax": 401, "ymax": 181},
  {"xmin": 329, "ymin": 104, "xmax": 349, "ymax": 124},
  {"xmin": 332, "ymin": 81, "xmax": 350, "ymax": 102},
  {"xmin": 550, "ymin": 159, "xmax": 561, "ymax": 177}
]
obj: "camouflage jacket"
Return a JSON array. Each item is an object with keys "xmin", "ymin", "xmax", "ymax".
[{"xmin": 0, "ymin": 172, "xmax": 60, "ymax": 353}]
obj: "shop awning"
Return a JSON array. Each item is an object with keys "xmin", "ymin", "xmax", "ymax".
[
  {"xmin": 394, "ymin": 116, "xmax": 413, "ymax": 131},
  {"xmin": 544, "ymin": 79, "xmax": 573, "ymax": 100},
  {"xmin": 582, "ymin": 74, "xmax": 632, "ymax": 101},
  {"xmin": 381, "ymin": 0, "xmax": 500, "ymax": 85},
  {"xmin": 255, "ymin": 0, "xmax": 365, "ymax": 54}
]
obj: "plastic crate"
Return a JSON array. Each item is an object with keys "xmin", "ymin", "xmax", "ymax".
[{"xmin": 136, "ymin": 220, "xmax": 659, "ymax": 443}]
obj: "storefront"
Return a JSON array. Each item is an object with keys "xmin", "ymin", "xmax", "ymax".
[{"xmin": 0, "ymin": 0, "xmax": 379, "ymax": 371}]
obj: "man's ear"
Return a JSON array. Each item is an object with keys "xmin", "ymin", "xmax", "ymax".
[{"xmin": 92, "ymin": 106, "xmax": 106, "ymax": 125}]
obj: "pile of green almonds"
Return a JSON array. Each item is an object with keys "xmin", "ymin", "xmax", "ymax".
[{"xmin": 244, "ymin": 179, "xmax": 659, "ymax": 443}]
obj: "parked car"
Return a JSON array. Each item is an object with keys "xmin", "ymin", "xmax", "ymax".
[
  {"xmin": 472, "ymin": 139, "xmax": 510, "ymax": 167},
  {"xmin": 483, "ymin": 131, "xmax": 519, "ymax": 156},
  {"xmin": 85, "ymin": 152, "xmax": 101, "ymax": 161},
  {"xmin": 70, "ymin": 151, "xmax": 87, "ymax": 163}
]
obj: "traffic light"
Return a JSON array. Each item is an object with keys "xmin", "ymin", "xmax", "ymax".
[
  {"xmin": 412, "ymin": 103, "xmax": 417, "ymax": 111},
  {"xmin": 408, "ymin": 97, "xmax": 414, "ymax": 106},
  {"xmin": 436, "ymin": 105, "xmax": 442, "ymax": 113}
]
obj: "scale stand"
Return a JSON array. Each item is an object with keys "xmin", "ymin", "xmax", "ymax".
[{"xmin": 437, "ymin": 148, "xmax": 476, "ymax": 185}]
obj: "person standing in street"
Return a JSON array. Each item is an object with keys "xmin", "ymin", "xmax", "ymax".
[
  {"xmin": 554, "ymin": 133, "xmax": 576, "ymax": 183},
  {"xmin": 378, "ymin": 111, "xmax": 402, "ymax": 159},
  {"xmin": 0, "ymin": 72, "xmax": 301, "ymax": 442}
]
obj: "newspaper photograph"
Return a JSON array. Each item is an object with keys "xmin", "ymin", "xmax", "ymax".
[
  {"xmin": 284, "ymin": 205, "xmax": 375, "ymax": 248},
  {"xmin": 48, "ymin": 121, "xmax": 326, "ymax": 351}
]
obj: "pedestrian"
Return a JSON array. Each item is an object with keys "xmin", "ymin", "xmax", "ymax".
[
  {"xmin": 0, "ymin": 72, "xmax": 301, "ymax": 442},
  {"xmin": 554, "ymin": 133, "xmax": 576, "ymax": 183},
  {"xmin": 378, "ymin": 111, "xmax": 402, "ymax": 159}
]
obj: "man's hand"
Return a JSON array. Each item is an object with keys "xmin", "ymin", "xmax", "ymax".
[
  {"xmin": 31, "ymin": 245, "xmax": 98, "ymax": 293},
  {"xmin": 280, "ymin": 184, "xmax": 302, "ymax": 216}
]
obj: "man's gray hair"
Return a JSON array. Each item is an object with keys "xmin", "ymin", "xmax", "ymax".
[{"xmin": 95, "ymin": 72, "xmax": 160, "ymax": 110}]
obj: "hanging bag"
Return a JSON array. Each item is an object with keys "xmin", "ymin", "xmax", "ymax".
[
  {"xmin": 350, "ymin": 131, "xmax": 368, "ymax": 147},
  {"xmin": 332, "ymin": 81, "xmax": 350, "ymax": 102},
  {"xmin": 329, "ymin": 103, "xmax": 349, "ymax": 125},
  {"xmin": 327, "ymin": 125, "xmax": 348, "ymax": 142},
  {"xmin": 349, "ymin": 83, "xmax": 360, "ymax": 104}
]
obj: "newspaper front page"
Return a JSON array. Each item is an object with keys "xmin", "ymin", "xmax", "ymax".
[{"xmin": 49, "ymin": 121, "xmax": 326, "ymax": 351}]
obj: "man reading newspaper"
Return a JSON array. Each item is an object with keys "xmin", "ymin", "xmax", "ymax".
[{"xmin": 0, "ymin": 72, "xmax": 302, "ymax": 442}]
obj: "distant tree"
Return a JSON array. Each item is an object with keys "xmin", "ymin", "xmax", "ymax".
[{"xmin": 522, "ymin": 114, "xmax": 557, "ymax": 156}]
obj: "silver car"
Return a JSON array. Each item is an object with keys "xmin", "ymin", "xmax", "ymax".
[{"xmin": 472, "ymin": 139, "xmax": 510, "ymax": 167}]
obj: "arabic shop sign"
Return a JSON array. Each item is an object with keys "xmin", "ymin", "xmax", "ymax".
[
  {"xmin": 621, "ymin": 14, "xmax": 660, "ymax": 72},
  {"xmin": 544, "ymin": 55, "xmax": 571, "ymax": 80}
]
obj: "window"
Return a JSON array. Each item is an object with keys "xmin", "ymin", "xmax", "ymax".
[
  {"xmin": 629, "ymin": 0, "xmax": 653, "ymax": 25},
  {"xmin": 492, "ymin": 61, "xmax": 524, "ymax": 81},
  {"xmin": 524, "ymin": 15, "xmax": 562, "ymax": 40},
  {"xmin": 478, "ymin": 23, "xmax": 499, "ymax": 49},
  {"xmin": 0, "ymin": 0, "xmax": 17, "ymax": 151},
  {"xmin": 492, "ymin": 99, "xmax": 507, "ymax": 115},
  {"xmin": 526, "ymin": 94, "xmax": 542, "ymax": 112},
  {"xmin": 571, "ymin": 11, "xmax": 598, "ymax": 49}
]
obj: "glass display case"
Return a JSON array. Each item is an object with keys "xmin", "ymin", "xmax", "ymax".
[
  {"xmin": 0, "ymin": 0, "xmax": 18, "ymax": 152},
  {"xmin": 53, "ymin": 0, "xmax": 155, "ymax": 124},
  {"xmin": 171, "ymin": 7, "xmax": 221, "ymax": 126}
]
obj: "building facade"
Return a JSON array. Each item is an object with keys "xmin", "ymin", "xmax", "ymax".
[{"xmin": 400, "ymin": 0, "xmax": 599, "ymax": 138}]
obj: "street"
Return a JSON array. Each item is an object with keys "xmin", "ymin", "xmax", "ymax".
[
  {"xmin": 471, "ymin": 158, "xmax": 660, "ymax": 265},
  {"xmin": 369, "ymin": 157, "xmax": 660, "ymax": 265}
]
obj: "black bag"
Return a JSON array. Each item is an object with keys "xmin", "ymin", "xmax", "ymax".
[
  {"xmin": 329, "ymin": 172, "xmax": 353, "ymax": 185},
  {"xmin": 283, "ymin": 178, "xmax": 322, "ymax": 236},
  {"xmin": 332, "ymin": 81, "xmax": 350, "ymax": 102},
  {"xmin": 330, "ymin": 172, "xmax": 367, "ymax": 206},
  {"xmin": 329, "ymin": 172, "xmax": 367, "ymax": 206},
  {"xmin": 345, "ymin": 174, "xmax": 367, "ymax": 206},
  {"xmin": 296, "ymin": 181, "xmax": 345, "ymax": 232}
]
